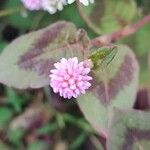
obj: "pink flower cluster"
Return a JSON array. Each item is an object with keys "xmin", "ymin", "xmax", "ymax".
[
  {"xmin": 49, "ymin": 57, "xmax": 92, "ymax": 99},
  {"xmin": 21, "ymin": 0, "xmax": 42, "ymax": 10},
  {"xmin": 21, "ymin": 0, "xmax": 94, "ymax": 14},
  {"xmin": 21, "ymin": 0, "xmax": 66, "ymax": 14}
]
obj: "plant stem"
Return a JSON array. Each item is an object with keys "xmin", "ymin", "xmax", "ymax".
[
  {"xmin": 92, "ymin": 14, "xmax": 150, "ymax": 46},
  {"xmin": 76, "ymin": 0, "xmax": 101, "ymax": 35},
  {"xmin": 0, "ymin": 7, "xmax": 24, "ymax": 18}
]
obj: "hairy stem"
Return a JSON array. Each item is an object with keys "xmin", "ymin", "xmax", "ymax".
[{"xmin": 92, "ymin": 14, "xmax": 150, "ymax": 46}]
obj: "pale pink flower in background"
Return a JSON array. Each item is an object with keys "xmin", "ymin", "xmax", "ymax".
[
  {"xmin": 49, "ymin": 57, "xmax": 93, "ymax": 99},
  {"xmin": 41, "ymin": 0, "xmax": 67, "ymax": 14},
  {"xmin": 21, "ymin": 0, "xmax": 42, "ymax": 10},
  {"xmin": 21, "ymin": 0, "xmax": 94, "ymax": 13},
  {"xmin": 67, "ymin": 0, "xmax": 94, "ymax": 6}
]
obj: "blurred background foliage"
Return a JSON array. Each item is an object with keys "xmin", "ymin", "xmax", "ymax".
[{"xmin": 0, "ymin": 0, "xmax": 150, "ymax": 149}]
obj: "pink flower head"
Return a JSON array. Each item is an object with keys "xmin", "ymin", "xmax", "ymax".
[
  {"xmin": 49, "ymin": 57, "xmax": 93, "ymax": 99},
  {"xmin": 21, "ymin": 0, "xmax": 42, "ymax": 10}
]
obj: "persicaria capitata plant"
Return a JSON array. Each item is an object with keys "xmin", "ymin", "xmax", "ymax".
[{"xmin": 0, "ymin": 0, "xmax": 150, "ymax": 149}]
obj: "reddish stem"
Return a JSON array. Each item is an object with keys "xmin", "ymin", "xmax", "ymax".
[{"xmin": 92, "ymin": 15, "xmax": 150, "ymax": 46}]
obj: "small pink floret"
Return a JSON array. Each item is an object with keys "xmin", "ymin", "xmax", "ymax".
[
  {"xmin": 21, "ymin": 0, "xmax": 42, "ymax": 10},
  {"xmin": 49, "ymin": 57, "xmax": 92, "ymax": 99}
]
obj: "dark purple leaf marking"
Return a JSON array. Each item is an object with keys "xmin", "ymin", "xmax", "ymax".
[
  {"xmin": 17, "ymin": 22, "xmax": 66, "ymax": 72},
  {"xmin": 21, "ymin": 22, "xmax": 65, "ymax": 62},
  {"xmin": 91, "ymin": 54, "xmax": 134, "ymax": 104},
  {"xmin": 122, "ymin": 129, "xmax": 150, "ymax": 150},
  {"xmin": 134, "ymin": 88, "xmax": 150, "ymax": 110},
  {"xmin": 17, "ymin": 22, "xmax": 90, "ymax": 77},
  {"xmin": 21, "ymin": 59, "xmax": 56, "ymax": 77}
]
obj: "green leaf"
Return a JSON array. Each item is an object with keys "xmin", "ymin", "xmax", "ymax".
[
  {"xmin": 77, "ymin": 45, "xmax": 139, "ymax": 137},
  {"xmin": 27, "ymin": 141, "xmax": 48, "ymax": 150},
  {"xmin": 121, "ymin": 22, "xmax": 150, "ymax": 86},
  {"xmin": 70, "ymin": 132, "xmax": 87, "ymax": 150},
  {"xmin": 101, "ymin": 0, "xmax": 137, "ymax": 33},
  {"xmin": 4, "ymin": 0, "xmax": 37, "ymax": 29},
  {"xmin": 37, "ymin": 122, "xmax": 58, "ymax": 135},
  {"xmin": 125, "ymin": 23, "xmax": 150, "ymax": 85},
  {"xmin": 63, "ymin": 114, "xmax": 93, "ymax": 132},
  {"xmin": 107, "ymin": 108, "xmax": 150, "ymax": 150},
  {"xmin": 139, "ymin": 55, "xmax": 149, "ymax": 86},
  {"xmin": 134, "ymin": 23, "xmax": 150, "ymax": 56},
  {"xmin": 6, "ymin": 87, "xmax": 22, "ymax": 112},
  {"xmin": 0, "ymin": 21, "xmax": 90, "ymax": 89},
  {"xmin": 0, "ymin": 41, "xmax": 7, "ymax": 53},
  {"xmin": 0, "ymin": 142, "xmax": 11, "ymax": 150},
  {"xmin": 0, "ymin": 107, "xmax": 13, "ymax": 128},
  {"xmin": 62, "ymin": 4, "xmax": 84, "ymax": 27},
  {"xmin": 7, "ymin": 128, "xmax": 25, "ymax": 146},
  {"xmin": 82, "ymin": 0, "xmax": 137, "ymax": 33}
]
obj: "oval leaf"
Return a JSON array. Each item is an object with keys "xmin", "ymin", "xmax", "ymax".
[
  {"xmin": 77, "ymin": 45, "xmax": 139, "ymax": 137},
  {"xmin": 107, "ymin": 108, "xmax": 150, "ymax": 150},
  {"xmin": 81, "ymin": 0, "xmax": 137, "ymax": 33},
  {"xmin": 0, "ymin": 21, "xmax": 90, "ymax": 89}
]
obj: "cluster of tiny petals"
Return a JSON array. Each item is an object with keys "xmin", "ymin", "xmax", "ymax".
[
  {"xmin": 21, "ymin": 0, "xmax": 42, "ymax": 10},
  {"xmin": 49, "ymin": 57, "xmax": 92, "ymax": 99},
  {"xmin": 42, "ymin": 0, "xmax": 67, "ymax": 14},
  {"xmin": 68, "ymin": 0, "xmax": 94, "ymax": 6},
  {"xmin": 21, "ymin": 0, "xmax": 94, "ymax": 14}
]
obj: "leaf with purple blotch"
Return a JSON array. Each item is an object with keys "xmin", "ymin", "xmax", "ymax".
[
  {"xmin": 81, "ymin": 0, "xmax": 137, "ymax": 33},
  {"xmin": 107, "ymin": 108, "xmax": 150, "ymax": 150},
  {"xmin": 0, "ymin": 21, "xmax": 90, "ymax": 89},
  {"xmin": 77, "ymin": 45, "xmax": 139, "ymax": 138}
]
